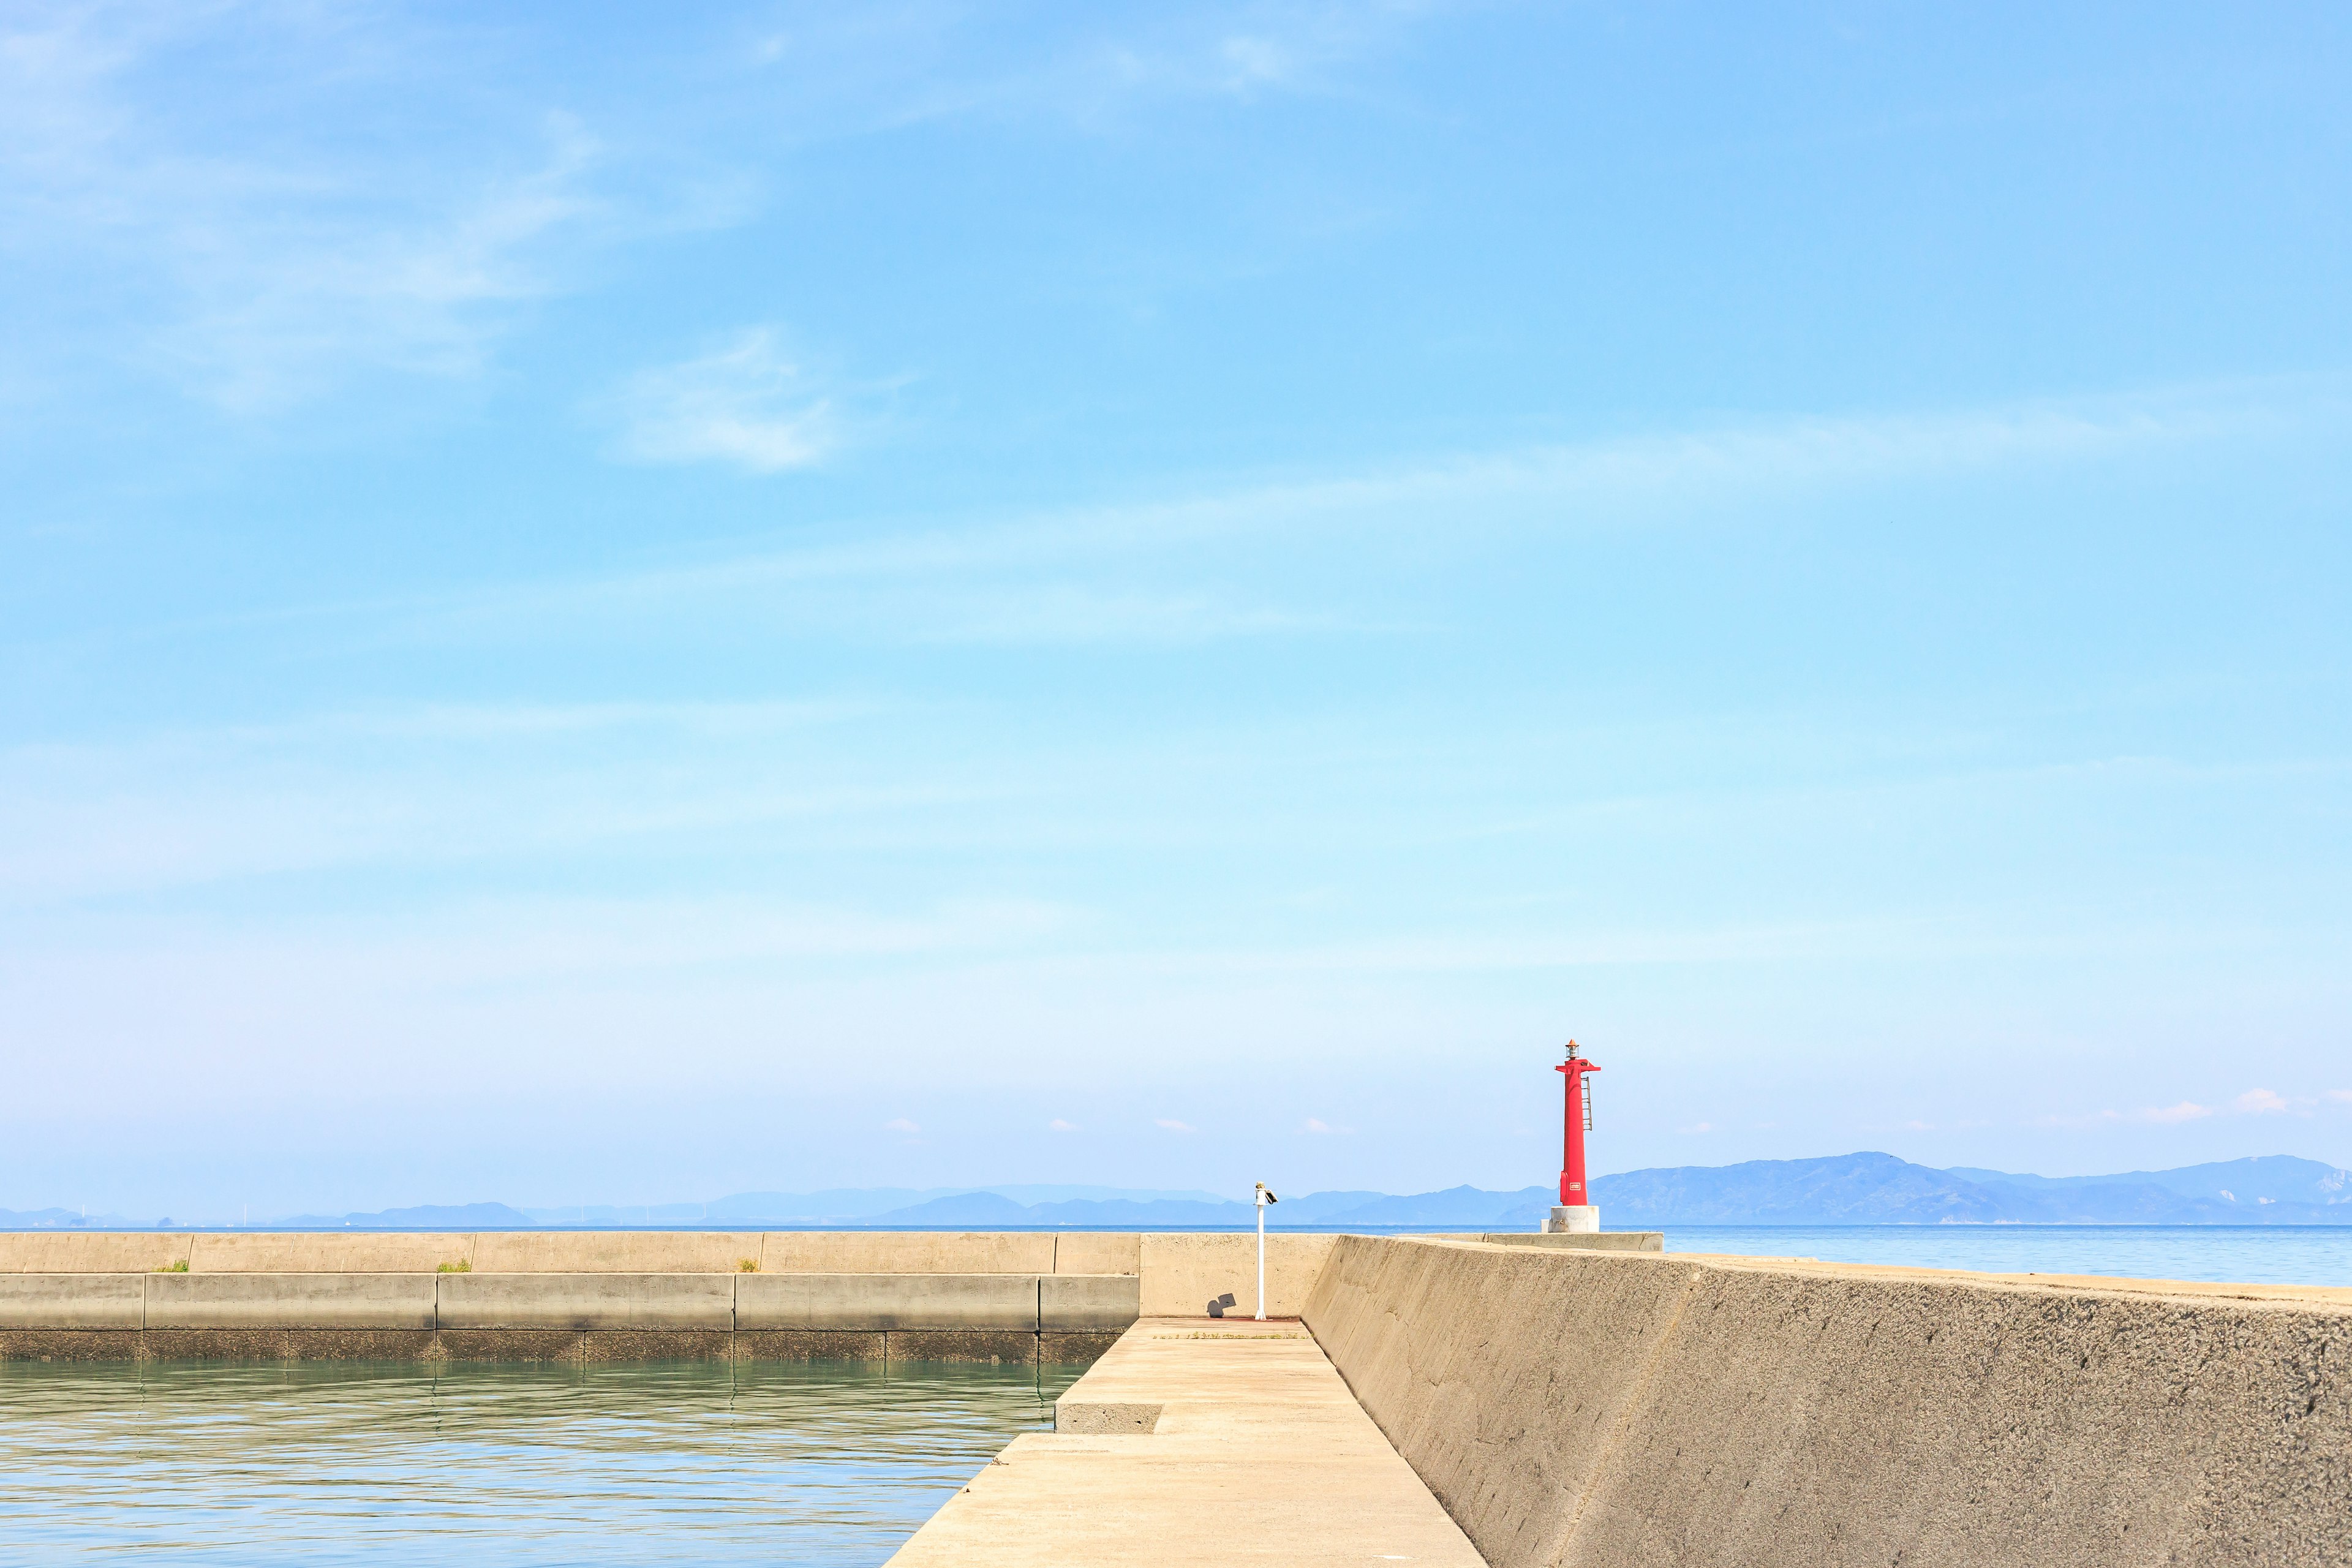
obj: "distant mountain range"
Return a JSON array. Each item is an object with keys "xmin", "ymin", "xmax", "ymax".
[
  {"xmin": 9, "ymin": 1155, "xmax": 2349, "ymax": 1229},
  {"xmin": 1593, "ymin": 1153, "xmax": 2352, "ymax": 1225}
]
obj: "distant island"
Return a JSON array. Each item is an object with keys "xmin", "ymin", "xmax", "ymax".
[{"xmin": 9, "ymin": 1152, "xmax": 2349, "ymax": 1229}]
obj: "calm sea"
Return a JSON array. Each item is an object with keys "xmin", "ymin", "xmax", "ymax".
[
  {"xmin": 1658, "ymin": 1223, "xmax": 2352, "ymax": 1286},
  {"xmin": 0, "ymin": 1359, "xmax": 1080, "ymax": 1566}
]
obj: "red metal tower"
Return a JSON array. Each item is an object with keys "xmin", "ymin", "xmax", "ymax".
[{"xmin": 1555, "ymin": 1042, "xmax": 1599, "ymax": 1207}]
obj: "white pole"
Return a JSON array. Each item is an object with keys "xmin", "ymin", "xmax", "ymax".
[{"xmin": 1255, "ymin": 1183, "xmax": 1267, "ymax": 1321}]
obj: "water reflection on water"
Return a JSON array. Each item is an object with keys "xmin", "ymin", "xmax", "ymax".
[{"xmin": 0, "ymin": 1358, "xmax": 1082, "ymax": 1565}]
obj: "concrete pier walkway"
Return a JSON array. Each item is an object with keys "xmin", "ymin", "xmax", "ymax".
[{"xmin": 887, "ymin": 1316, "xmax": 1487, "ymax": 1566}]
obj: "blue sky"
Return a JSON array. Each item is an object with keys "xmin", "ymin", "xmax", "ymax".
[{"xmin": 3, "ymin": 2, "xmax": 2348, "ymax": 1218}]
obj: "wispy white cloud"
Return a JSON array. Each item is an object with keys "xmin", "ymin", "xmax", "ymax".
[
  {"xmin": 733, "ymin": 2, "xmax": 1431, "ymax": 135},
  {"xmin": 339, "ymin": 379, "xmax": 2326, "ymax": 651},
  {"xmin": 2057, "ymin": 1100, "xmax": 2218, "ymax": 1126},
  {"xmin": 1048, "ymin": 1118, "xmax": 1077, "ymax": 1132},
  {"xmin": 883, "ymin": 1117, "xmax": 920, "ymax": 1134},
  {"xmin": 610, "ymin": 328, "xmax": 838, "ymax": 472},
  {"xmin": 0, "ymin": 5, "xmax": 611, "ymax": 407},
  {"xmin": 2059, "ymin": 1085, "xmax": 2331, "ymax": 1128},
  {"xmin": 1155, "ymin": 1117, "xmax": 1195, "ymax": 1133}
]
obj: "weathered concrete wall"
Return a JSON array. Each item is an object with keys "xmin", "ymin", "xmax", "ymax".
[
  {"xmin": 437, "ymin": 1273, "xmax": 736, "ymax": 1330},
  {"xmin": 187, "ymin": 1233, "xmax": 474, "ymax": 1272},
  {"xmin": 1469, "ymin": 1231, "xmax": 1662, "ymax": 1253},
  {"xmin": 0, "ymin": 1234, "xmax": 192, "ymax": 1273},
  {"xmin": 1305, "ymin": 1236, "xmax": 2352, "ymax": 1568},
  {"xmin": 0, "ymin": 1227, "xmax": 1320, "ymax": 1359},
  {"xmin": 0, "ymin": 1264, "xmax": 1141, "ymax": 1363},
  {"xmin": 1137, "ymin": 1232, "xmax": 1335, "ymax": 1317},
  {"xmin": 738, "ymin": 1273, "xmax": 1041, "ymax": 1331},
  {"xmin": 472, "ymin": 1232, "xmax": 752, "ymax": 1274},
  {"xmin": 759, "ymin": 1232, "xmax": 1060, "ymax": 1275},
  {"xmin": 0, "ymin": 1231, "xmax": 1148, "ymax": 1275},
  {"xmin": 0, "ymin": 1273, "xmax": 143, "ymax": 1329},
  {"xmin": 148, "ymin": 1273, "xmax": 439, "ymax": 1330}
]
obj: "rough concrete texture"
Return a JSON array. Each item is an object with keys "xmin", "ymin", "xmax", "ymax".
[
  {"xmin": 581, "ymin": 1329, "xmax": 737, "ymax": 1362},
  {"xmin": 1039, "ymin": 1331, "xmax": 1123, "ymax": 1365},
  {"xmin": 140, "ymin": 1328, "xmax": 297, "ymax": 1360},
  {"xmin": 888, "ymin": 1317, "xmax": 1483, "ymax": 1566},
  {"xmin": 1135, "ymin": 1232, "xmax": 1336, "ymax": 1317},
  {"xmin": 432, "ymin": 1329, "xmax": 592, "ymax": 1362},
  {"xmin": 1306, "ymin": 1236, "xmax": 2352, "ymax": 1568},
  {"xmin": 886, "ymin": 1329, "xmax": 1042, "ymax": 1363},
  {"xmin": 734, "ymin": 1329, "xmax": 889, "ymax": 1360},
  {"xmin": 189, "ymin": 1232, "xmax": 474, "ymax": 1273},
  {"xmin": 280, "ymin": 1330, "xmax": 438, "ymax": 1360},
  {"xmin": 1041, "ymin": 1273, "xmax": 1140, "ymax": 1330},
  {"xmin": 1051, "ymin": 1233, "xmax": 1140, "ymax": 1275},
  {"xmin": 1054, "ymin": 1399, "xmax": 1161, "ymax": 1434},
  {"xmin": 0, "ymin": 1229, "xmax": 1159, "ymax": 1276},
  {"xmin": 148, "ymin": 1273, "xmax": 438, "ymax": 1330},
  {"xmin": 0, "ymin": 1330, "xmax": 142, "ymax": 1360},
  {"xmin": 1471, "ymin": 1232, "xmax": 1663, "ymax": 1253},
  {"xmin": 0, "ymin": 1234, "xmax": 191, "ymax": 1273},
  {"xmin": 0, "ymin": 1267, "xmax": 1144, "ymax": 1356},
  {"xmin": 737, "ymin": 1272, "xmax": 1040, "ymax": 1330},
  {"xmin": 0, "ymin": 1273, "xmax": 145, "ymax": 1328},
  {"xmin": 472, "ymin": 1232, "xmax": 750, "ymax": 1273},
  {"xmin": 758, "ymin": 1232, "xmax": 1059, "ymax": 1275},
  {"xmin": 437, "ymin": 1272, "xmax": 736, "ymax": 1330}
]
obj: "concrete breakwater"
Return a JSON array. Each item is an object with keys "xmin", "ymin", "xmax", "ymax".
[
  {"xmin": 0, "ymin": 1230, "xmax": 1340, "ymax": 1363},
  {"xmin": 1306, "ymin": 1237, "xmax": 2352, "ymax": 1568},
  {"xmin": 7, "ymin": 1227, "xmax": 2346, "ymax": 1563}
]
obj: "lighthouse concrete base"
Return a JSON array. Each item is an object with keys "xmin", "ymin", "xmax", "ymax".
[{"xmin": 1544, "ymin": 1205, "xmax": 1599, "ymax": 1234}]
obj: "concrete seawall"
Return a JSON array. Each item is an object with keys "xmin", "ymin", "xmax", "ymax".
[
  {"xmin": 0, "ymin": 1269, "xmax": 1139, "ymax": 1363},
  {"xmin": 0, "ymin": 1230, "xmax": 1341, "ymax": 1362},
  {"xmin": 1305, "ymin": 1235, "xmax": 2352, "ymax": 1568}
]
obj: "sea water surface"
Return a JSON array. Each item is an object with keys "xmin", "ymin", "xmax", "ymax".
[
  {"xmin": 1657, "ymin": 1223, "xmax": 2352, "ymax": 1286},
  {"xmin": 0, "ymin": 1358, "xmax": 1082, "ymax": 1565}
]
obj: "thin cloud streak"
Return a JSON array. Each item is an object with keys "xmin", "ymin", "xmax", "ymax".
[
  {"xmin": 87, "ymin": 378, "xmax": 2320, "ymax": 655},
  {"xmin": 609, "ymin": 328, "xmax": 838, "ymax": 472},
  {"xmin": 3, "ymin": 374, "xmax": 2313, "ymax": 676},
  {"xmin": 1, "ymin": 7, "xmax": 611, "ymax": 407}
]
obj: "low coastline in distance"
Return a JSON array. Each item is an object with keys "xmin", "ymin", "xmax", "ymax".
[{"xmin": 12, "ymin": 1151, "xmax": 2350, "ymax": 1232}]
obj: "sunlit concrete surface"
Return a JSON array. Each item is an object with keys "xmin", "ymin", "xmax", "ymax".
[
  {"xmin": 1310, "ymin": 1237, "xmax": 2352, "ymax": 1568},
  {"xmin": 887, "ymin": 1315, "xmax": 1486, "ymax": 1567}
]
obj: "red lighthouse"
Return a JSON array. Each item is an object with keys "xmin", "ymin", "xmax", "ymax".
[{"xmin": 1555, "ymin": 1041, "xmax": 1600, "ymax": 1217}]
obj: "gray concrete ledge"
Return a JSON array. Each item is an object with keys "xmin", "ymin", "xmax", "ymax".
[
  {"xmin": 0, "ymin": 1326, "xmax": 1120, "ymax": 1364},
  {"xmin": 0, "ymin": 1273, "xmax": 143, "ymax": 1329},
  {"xmin": 437, "ymin": 1273, "xmax": 736, "ymax": 1331},
  {"xmin": 148, "ymin": 1272, "xmax": 439, "ymax": 1330},
  {"xmin": 1468, "ymin": 1231, "xmax": 1664, "ymax": 1252},
  {"xmin": 0, "ymin": 1267, "xmax": 1139, "ymax": 1362},
  {"xmin": 1042, "ymin": 1273, "xmax": 1142, "ymax": 1330},
  {"xmin": 738, "ymin": 1272, "xmax": 1041, "ymax": 1331}
]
